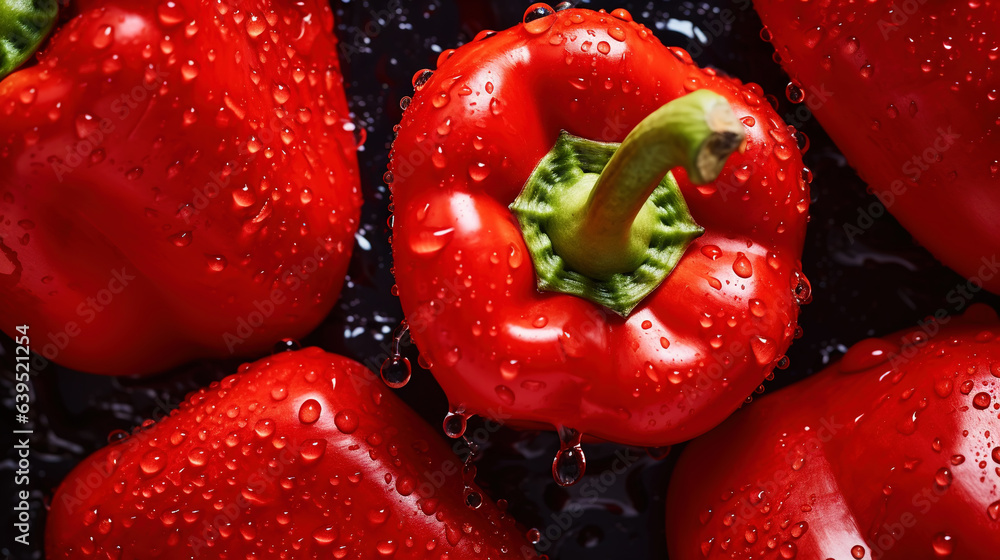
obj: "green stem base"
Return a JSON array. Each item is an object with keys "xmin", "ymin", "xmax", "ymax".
[
  {"xmin": 510, "ymin": 90, "xmax": 744, "ymax": 317},
  {"xmin": 1, "ymin": 0, "xmax": 58, "ymax": 79},
  {"xmin": 510, "ymin": 132, "xmax": 704, "ymax": 316}
]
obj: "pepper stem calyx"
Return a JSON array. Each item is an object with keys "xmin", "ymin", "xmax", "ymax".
[
  {"xmin": 0, "ymin": 0, "xmax": 59, "ymax": 80},
  {"xmin": 510, "ymin": 90, "xmax": 745, "ymax": 316}
]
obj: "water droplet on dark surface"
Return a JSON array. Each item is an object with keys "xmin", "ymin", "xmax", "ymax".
[
  {"xmin": 272, "ymin": 338, "xmax": 301, "ymax": 353},
  {"xmin": 443, "ymin": 411, "xmax": 467, "ymax": 438},
  {"xmin": 552, "ymin": 427, "xmax": 586, "ymax": 486},
  {"xmin": 380, "ymin": 356, "xmax": 412, "ymax": 389}
]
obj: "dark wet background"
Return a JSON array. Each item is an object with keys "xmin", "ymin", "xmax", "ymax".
[{"xmin": 3, "ymin": 1, "xmax": 998, "ymax": 559}]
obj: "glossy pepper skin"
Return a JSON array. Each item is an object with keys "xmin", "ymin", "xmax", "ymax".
[
  {"xmin": 388, "ymin": 6, "xmax": 810, "ymax": 448},
  {"xmin": 0, "ymin": 0, "xmax": 361, "ymax": 375},
  {"xmin": 754, "ymin": 0, "xmax": 1000, "ymax": 293},
  {"xmin": 46, "ymin": 348, "xmax": 535, "ymax": 560},
  {"xmin": 667, "ymin": 304, "xmax": 1000, "ymax": 560}
]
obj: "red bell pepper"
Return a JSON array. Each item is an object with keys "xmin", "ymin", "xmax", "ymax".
[
  {"xmin": 388, "ymin": 5, "xmax": 811, "ymax": 464},
  {"xmin": 0, "ymin": 0, "xmax": 361, "ymax": 375},
  {"xmin": 667, "ymin": 304, "xmax": 1000, "ymax": 559},
  {"xmin": 46, "ymin": 348, "xmax": 535, "ymax": 559},
  {"xmin": 754, "ymin": 0, "xmax": 1000, "ymax": 292}
]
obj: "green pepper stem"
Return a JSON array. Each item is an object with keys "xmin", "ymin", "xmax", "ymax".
[
  {"xmin": 0, "ymin": 0, "xmax": 59, "ymax": 79},
  {"xmin": 547, "ymin": 90, "xmax": 745, "ymax": 279}
]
